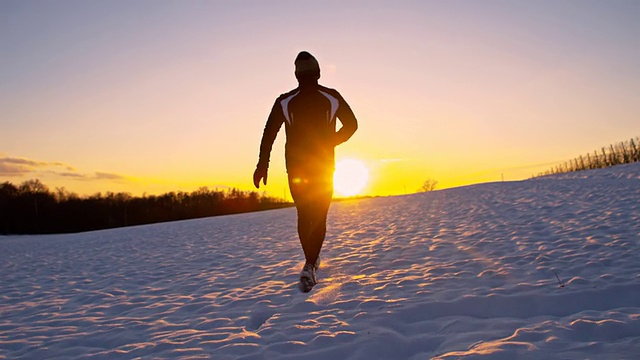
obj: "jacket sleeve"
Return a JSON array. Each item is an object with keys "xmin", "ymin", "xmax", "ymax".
[
  {"xmin": 257, "ymin": 99, "xmax": 285, "ymax": 170},
  {"xmin": 334, "ymin": 93, "xmax": 358, "ymax": 146}
]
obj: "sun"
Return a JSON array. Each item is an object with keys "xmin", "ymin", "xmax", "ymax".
[{"xmin": 334, "ymin": 158, "xmax": 369, "ymax": 197}]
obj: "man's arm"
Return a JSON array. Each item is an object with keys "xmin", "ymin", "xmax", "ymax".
[
  {"xmin": 334, "ymin": 93, "xmax": 358, "ymax": 146},
  {"xmin": 254, "ymin": 99, "xmax": 284, "ymax": 188}
]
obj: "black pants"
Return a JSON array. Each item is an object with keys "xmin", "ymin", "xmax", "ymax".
[{"xmin": 288, "ymin": 172, "xmax": 333, "ymax": 266}]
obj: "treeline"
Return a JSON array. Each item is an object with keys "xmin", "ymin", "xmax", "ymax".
[
  {"xmin": 537, "ymin": 137, "xmax": 640, "ymax": 177},
  {"xmin": 0, "ymin": 180, "xmax": 291, "ymax": 235}
]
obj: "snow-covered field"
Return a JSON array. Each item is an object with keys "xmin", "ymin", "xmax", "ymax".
[{"xmin": 2, "ymin": 164, "xmax": 640, "ymax": 359}]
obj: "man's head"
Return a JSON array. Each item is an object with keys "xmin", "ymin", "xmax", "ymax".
[{"xmin": 294, "ymin": 51, "xmax": 320, "ymax": 82}]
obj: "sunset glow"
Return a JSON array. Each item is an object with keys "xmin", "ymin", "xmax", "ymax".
[
  {"xmin": 1, "ymin": 1, "xmax": 639, "ymax": 198},
  {"xmin": 334, "ymin": 159, "xmax": 369, "ymax": 197}
]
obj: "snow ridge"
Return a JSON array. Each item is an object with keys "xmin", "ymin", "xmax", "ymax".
[{"xmin": 1, "ymin": 164, "xmax": 640, "ymax": 359}]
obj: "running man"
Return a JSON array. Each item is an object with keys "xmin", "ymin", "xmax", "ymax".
[{"xmin": 253, "ymin": 51, "xmax": 358, "ymax": 292}]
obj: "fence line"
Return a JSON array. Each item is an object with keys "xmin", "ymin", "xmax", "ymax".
[{"xmin": 536, "ymin": 137, "xmax": 640, "ymax": 177}]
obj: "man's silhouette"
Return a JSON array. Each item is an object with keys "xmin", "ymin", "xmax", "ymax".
[{"xmin": 253, "ymin": 51, "xmax": 358, "ymax": 292}]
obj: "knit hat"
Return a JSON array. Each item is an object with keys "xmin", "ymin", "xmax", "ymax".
[{"xmin": 294, "ymin": 51, "xmax": 320, "ymax": 79}]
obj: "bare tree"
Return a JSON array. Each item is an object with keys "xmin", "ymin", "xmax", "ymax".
[
  {"xmin": 628, "ymin": 138, "xmax": 637, "ymax": 163},
  {"xmin": 420, "ymin": 179, "xmax": 438, "ymax": 192}
]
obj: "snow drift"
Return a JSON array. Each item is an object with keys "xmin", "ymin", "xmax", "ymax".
[{"xmin": 1, "ymin": 164, "xmax": 640, "ymax": 359}]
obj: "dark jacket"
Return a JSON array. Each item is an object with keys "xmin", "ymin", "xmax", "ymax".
[{"xmin": 257, "ymin": 84, "xmax": 358, "ymax": 177}]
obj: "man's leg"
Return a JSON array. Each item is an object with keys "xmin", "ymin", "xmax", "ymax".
[
  {"xmin": 304, "ymin": 186, "xmax": 332, "ymax": 267},
  {"xmin": 289, "ymin": 175, "xmax": 333, "ymax": 267},
  {"xmin": 296, "ymin": 203, "xmax": 314, "ymax": 263}
]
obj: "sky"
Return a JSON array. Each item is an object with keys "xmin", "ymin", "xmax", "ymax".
[{"xmin": 1, "ymin": 0, "xmax": 640, "ymax": 198}]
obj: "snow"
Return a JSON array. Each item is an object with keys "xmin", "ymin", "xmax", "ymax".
[{"xmin": 2, "ymin": 163, "xmax": 640, "ymax": 359}]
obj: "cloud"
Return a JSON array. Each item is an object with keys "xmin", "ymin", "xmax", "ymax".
[
  {"xmin": 53, "ymin": 171, "xmax": 129, "ymax": 183},
  {"xmin": 0, "ymin": 157, "xmax": 74, "ymax": 177},
  {"xmin": 94, "ymin": 172, "xmax": 128, "ymax": 182},
  {"xmin": 0, "ymin": 156, "xmax": 129, "ymax": 184},
  {"xmin": 53, "ymin": 162, "xmax": 77, "ymax": 171},
  {"xmin": 58, "ymin": 172, "xmax": 87, "ymax": 179}
]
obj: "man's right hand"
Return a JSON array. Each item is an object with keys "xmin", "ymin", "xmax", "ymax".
[{"xmin": 253, "ymin": 167, "xmax": 268, "ymax": 189}]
